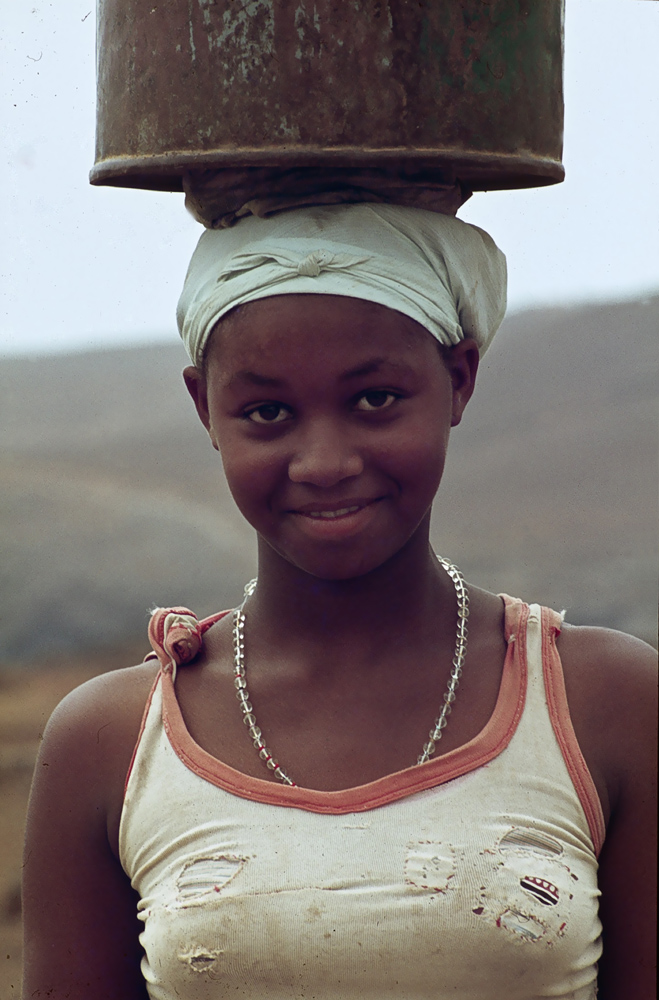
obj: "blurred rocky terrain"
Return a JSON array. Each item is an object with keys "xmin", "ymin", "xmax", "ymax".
[{"xmin": 1, "ymin": 293, "xmax": 657, "ymax": 664}]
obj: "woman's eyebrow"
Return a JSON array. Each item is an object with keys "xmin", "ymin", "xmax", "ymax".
[{"xmin": 225, "ymin": 358, "xmax": 413, "ymax": 388}]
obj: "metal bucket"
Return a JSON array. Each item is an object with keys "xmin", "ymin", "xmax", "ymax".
[{"xmin": 92, "ymin": 0, "xmax": 565, "ymax": 193}]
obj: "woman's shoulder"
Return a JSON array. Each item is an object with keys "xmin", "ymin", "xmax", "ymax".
[
  {"xmin": 47, "ymin": 657, "xmax": 161, "ymax": 724},
  {"xmin": 557, "ymin": 621, "xmax": 657, "ymax": 728},
  {"xmin": 37, "ymin": 659, "xmax": 161, "ymax": 854},
  {"xmin": 43, "ymin": 659, "xmax": 161, "ymax": 763},
  {"xmin": 555, "ymin": 622, "xmax": 657, "ymax": 820}
]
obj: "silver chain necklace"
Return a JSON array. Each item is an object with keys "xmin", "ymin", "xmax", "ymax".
[{"xmin": 232, "ymin": 555, "xmax": 469, "ymax": 786}]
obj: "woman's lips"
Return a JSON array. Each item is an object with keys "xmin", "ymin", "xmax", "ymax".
[
  {"xmin": 285, "ymin": 498, "xmax": 385, "ymax": 540},
  {"xmin": 280, "ymin": 496, "xmax": 388, "ymax": 546},
  {"xmin": 304, "ymin": 505, "xmax": 363, "ymax": 520},
  {"xmin": 290, "ymin": 499, "xmax": 379, "ymax": 520}
]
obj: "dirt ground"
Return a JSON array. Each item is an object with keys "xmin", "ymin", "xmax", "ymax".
[{"xmin": 0, "ymin": 646, "xmax": 144, "ymax": 997}]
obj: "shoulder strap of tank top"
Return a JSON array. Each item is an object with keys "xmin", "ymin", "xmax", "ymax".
[
  {"xmin": 499, "ymin": 593, "xmax": 528, "ymax": 645},
  {"xmin": 538, "ymin": 605, "xmax": 606, "ymax": 855},
  {"xmin": 499, "ymin": 599, "xmax": 604, "ymax": 855}
]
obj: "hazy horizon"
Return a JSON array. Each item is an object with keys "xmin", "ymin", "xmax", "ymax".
[{"xmin": 2, "ymin": 286, "xmax": 657, "ymax": 361}]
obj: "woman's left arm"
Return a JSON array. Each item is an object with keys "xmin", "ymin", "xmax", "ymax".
[{"xmin": 565, "ymin": 629, "xmax": 657, "ymax": 999}]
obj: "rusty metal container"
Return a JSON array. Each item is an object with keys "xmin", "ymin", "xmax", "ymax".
[{"xmin": 91, "ymin": 0, "xmax": 565, "ymax": 193}]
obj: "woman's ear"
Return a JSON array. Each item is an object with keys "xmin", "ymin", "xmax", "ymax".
[
  {"xmin": 183, "ymin": 366, "xmax": 219, "ymax": 450},
  {"xmin": 444, "ymin": 338, "xmax": 480, "ymax": 427}
]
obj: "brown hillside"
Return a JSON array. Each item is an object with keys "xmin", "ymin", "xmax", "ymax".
[{"xmin": 0, "ymin": 294, "xmax": 656, "ymax": 663}]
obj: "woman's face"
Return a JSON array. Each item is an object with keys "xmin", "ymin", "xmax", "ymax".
[{"xmin": 185, "ymin": 294, "xmax": 478, "ymax": 581}]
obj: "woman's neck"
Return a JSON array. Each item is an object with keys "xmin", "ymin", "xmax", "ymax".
[{"xmin": 245, "ymin": 524, "xmax": 459, "ymax": 661}]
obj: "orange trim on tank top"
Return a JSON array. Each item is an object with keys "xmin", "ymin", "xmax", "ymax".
[
  {"xmin": 540, "ymin": 607, "xmax": 606, "ymax": 856},
  {"xmin": 156, "ymin": 596, "xmax": 529, "ymax": 814}
]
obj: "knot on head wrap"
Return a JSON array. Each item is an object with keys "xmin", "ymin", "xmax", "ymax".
[
  {"xmin": 217, "ymin": 246, "xmax": 371, "ymax": 283},
  {"xmin": 177, "ymin": 203, "xmax": 507, "ymax": 367},
  {"xmin": 295, "ymin": 249, "xmax": 362, "ymax": 276}
]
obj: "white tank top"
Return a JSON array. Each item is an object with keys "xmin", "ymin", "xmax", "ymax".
[{"xmin": 120, "ymin": 596, "xmax": 605, "ymax": 1000}]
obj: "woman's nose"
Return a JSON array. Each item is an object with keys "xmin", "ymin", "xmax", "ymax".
[{"xmin": 287, "ymin": 420, "xmax": 364, "ymax": 487}]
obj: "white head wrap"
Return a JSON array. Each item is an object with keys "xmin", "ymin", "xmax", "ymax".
[{"xmin": 177, "ymin": 203, "xmax": 506, "ymax": 367}]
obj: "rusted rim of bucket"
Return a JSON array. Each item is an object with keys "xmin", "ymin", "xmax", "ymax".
[{"xmin": 90, "ymin": 149, "xmax": 564, "ymax": 193}]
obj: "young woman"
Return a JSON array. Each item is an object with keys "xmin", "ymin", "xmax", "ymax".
[{"xmin": 22, "ymin": 204, "xmax": 657, "ymax": 1000}]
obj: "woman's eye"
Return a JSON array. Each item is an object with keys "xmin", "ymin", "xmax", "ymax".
[
  {"xmin": 245, "ymin": 403, "xmax": 291, "ymax": 424},
  {"xmin": 355, "ymin": 390, "xmax": 398, "ymax": 412}
]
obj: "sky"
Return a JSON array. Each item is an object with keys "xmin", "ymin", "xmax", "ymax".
[{"xmin": 2, "ymin": 0, "xmax": 658, "ymax": 357}]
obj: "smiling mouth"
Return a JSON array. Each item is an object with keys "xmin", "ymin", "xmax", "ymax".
[
  {"xmin": 306, "ymin": 506, "xmax": 363, "ymax": 520},
  {"xmin": 291, "ymin": 499, "xmax": 380, "ymax": 520}
]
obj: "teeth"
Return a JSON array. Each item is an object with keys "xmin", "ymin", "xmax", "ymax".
[{"xmin": 307, "ymin": 506, "xmax": 361, "ymax": 519}]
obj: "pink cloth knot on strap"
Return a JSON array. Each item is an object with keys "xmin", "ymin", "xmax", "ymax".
[{"xmin": 148, "ymin": 606, "xmax": 203, "ymax": 676}]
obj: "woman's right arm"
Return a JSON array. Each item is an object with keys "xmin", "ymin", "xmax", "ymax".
[{"xmin": 22, "ymin": 668, "xmax": 156, "ymax": 1000}]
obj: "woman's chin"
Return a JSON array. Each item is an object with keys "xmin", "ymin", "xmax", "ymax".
[{"xmin": 258, "ymin": 527, "xmax": 427, "ymax": 585}]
